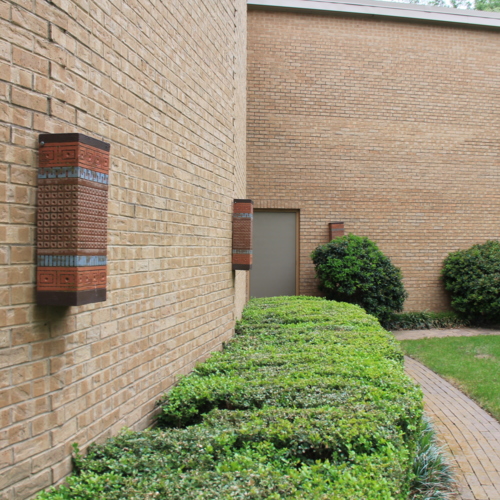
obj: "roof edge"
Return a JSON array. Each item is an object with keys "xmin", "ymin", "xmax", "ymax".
[{"xmin": 248, "ymin": 0, "xmax": 500, "ymax": 29}]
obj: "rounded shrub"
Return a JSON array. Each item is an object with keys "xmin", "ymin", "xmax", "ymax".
[
  {"xmin": 441, "ymin": 240, "xmax": 500, "ymax": 323},
  {"xmin": 311, "ymin": 234, "xmax": 407, "ymax": 323}
]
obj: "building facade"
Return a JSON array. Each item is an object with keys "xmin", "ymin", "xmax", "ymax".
[
  {"xmin": 247, "ymin": 0, "xmax": 500, "ymax": 311},
  {"xmin": 2, "ymin": 0, "xmax": 500, "ymax": 497},
  {"xmin": 0, "ymin": 0, "xmax": 247, "ymax": 497}
]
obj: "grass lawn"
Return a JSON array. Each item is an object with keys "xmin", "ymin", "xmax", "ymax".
[{"xmin": 401, "ymin": 335, "xmax": 500, "ymax": 422}]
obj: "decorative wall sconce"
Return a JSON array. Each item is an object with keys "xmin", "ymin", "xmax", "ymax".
[
  {"xmin": 36, "ymin": 133, "xmax": 110, "ymax": 306},
  {"xmin": 232, "ymin": 199, "xmax": 253, "ymax": 270},
  {"xmin": 329, "ymin": 221, "xmax": 344, "ymax": 241}
]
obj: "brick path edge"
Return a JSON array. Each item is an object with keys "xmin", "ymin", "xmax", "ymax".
[{"xmin": 405, "ymin": 356, "xmax": 500, "ymax": 500}]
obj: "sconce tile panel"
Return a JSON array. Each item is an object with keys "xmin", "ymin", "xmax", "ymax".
[
  {"xmin": 329, "ymin": 221, "xmax": 345, "ymax": 241},
  {"xmin": 232, "ymin": 199, "xmax": 253, "ymax": 270},
  {"xmin": 37, "ymin": 133, "xmax": 110, "ymax": 306}
]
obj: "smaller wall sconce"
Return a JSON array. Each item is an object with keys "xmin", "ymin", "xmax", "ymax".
[
  {"xmin": 232, "ymin": 199, "xmax": 253, "ymax": 270},
  {"xmin": 37, "ymin": 133, "xmax": 110, "ymax": 306},
  {"xmin": 329, "ymin": 221, "xmax": 344, "ymax": 241}
]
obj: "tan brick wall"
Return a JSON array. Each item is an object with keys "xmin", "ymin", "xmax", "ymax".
[
  {"xmin": 234, "ymin": 0, "xmax": 249, "ymax": 319},
  {"xmin": 247, "ymin": 9, "xmax": 500, "ymax": 312},
  {"xmin": 0, "ymin": 0, "xmax": 247, "ymax": 497}
]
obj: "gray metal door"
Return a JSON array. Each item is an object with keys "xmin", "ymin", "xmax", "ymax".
[{"xmin": 250, "ymin": 211, "xmax": 297, "ymax": 298}]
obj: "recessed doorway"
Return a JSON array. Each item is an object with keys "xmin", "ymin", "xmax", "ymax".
[{"xmin": 250, "ymin": 211, "xmax": 298, "ymax": 298}]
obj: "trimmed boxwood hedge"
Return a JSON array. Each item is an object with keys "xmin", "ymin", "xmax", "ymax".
[{"xmin": 37, "ymin": 297, "xmax": 424, "ymax": 500}]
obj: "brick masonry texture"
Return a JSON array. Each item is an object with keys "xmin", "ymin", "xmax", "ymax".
[
  {"xmin": 0, "ymin": 0, "xmax": 247, "ymax": 497},
  {"xmin": 247, "ymin": 9, "xmax": 500, "ymax": 312},
  {"xmin": 405, "ymin": 355, "xmax": 500, "ymax": 500}
]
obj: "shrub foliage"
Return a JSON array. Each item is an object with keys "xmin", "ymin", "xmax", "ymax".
[
  {"xmin": 383, "ymin": 311, "xmax": 470, "ymax": 331},
  {"xmin": 442, "ymin": 240, "xmax": 500, "ymax": 323},
  {"xmin": 311, "ymin": 234, "xmax": 408, "ymax": 323},
  {"xmin": 38, "ymin": 297, "xmax": 425, "ymax": 500}
]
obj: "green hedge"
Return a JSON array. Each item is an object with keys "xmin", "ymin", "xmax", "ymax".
[
  {"xmin": 383, "ymin": 311, "xmax": 470, "ymax": 331},
  {"xmin": 311, "ymin": 234, "xmax": 408, "ymax": 323},
  {"xmin": 442, "ymin": 240, "xmax": 500, "ymax": 323},
  {"xmin": 38, "ymin": 297, "xmax": 423, "ymax": 500}
]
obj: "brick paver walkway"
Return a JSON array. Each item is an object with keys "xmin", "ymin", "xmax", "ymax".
[
  {"xmin": 395, "ymin": 327, "xmax": 500, "ymax": 341},
  {"xmin": 399, "ymin": 328, "xmax": 500, "ymax": 499}
]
